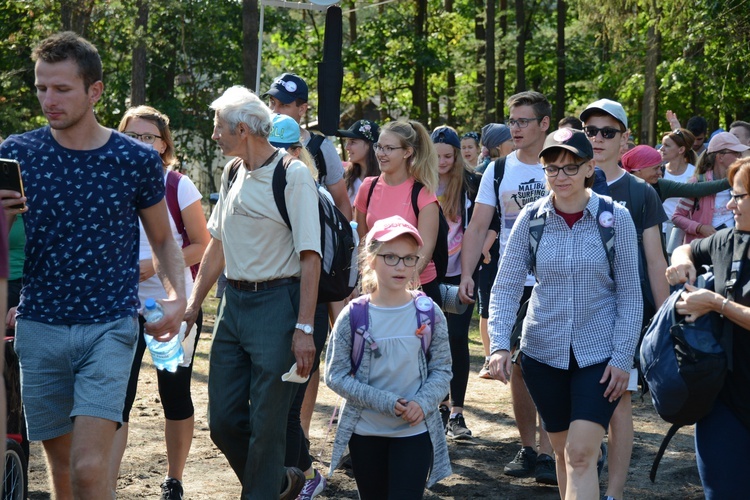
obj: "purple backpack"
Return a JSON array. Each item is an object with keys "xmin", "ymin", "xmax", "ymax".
[{"xmin": 348, "ymin": 291, "xmax": 436, "ymax": 376}]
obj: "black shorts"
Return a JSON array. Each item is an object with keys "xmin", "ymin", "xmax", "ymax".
[
  {"xmin": 476, "ymin": 240, "xmax": 499, "ymax": 318},
  {"xmin": 519, "ymin": 351, "xmax": 620, "ymax": 433}
]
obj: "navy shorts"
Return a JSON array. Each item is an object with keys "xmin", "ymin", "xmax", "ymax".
[{"xmin": 520, "ymin": 351, "xmax": 619, "ymax": 433}]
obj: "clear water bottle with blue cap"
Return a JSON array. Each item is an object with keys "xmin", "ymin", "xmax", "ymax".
[{"xmin": 142, "ymin": 298, "xmax": 184, "ymax": 373}]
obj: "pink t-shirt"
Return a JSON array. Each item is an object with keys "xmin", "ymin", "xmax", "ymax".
[{"xmin": 355, "ymin": 176, "xmax": 438, "ymax": 284}]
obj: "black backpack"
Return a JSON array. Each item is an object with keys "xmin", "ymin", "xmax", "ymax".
[
  {"xmin": 365, "ymin": 176, "xmax": 449, "ymax": 280},
  {"xmin": 227, "ymin": 156, "xmax": 358, "ymax": 303},
  {"xmin": 639, "ymin": 272, "xmax": 731, "ymax": 481},
  {"xmin": 306, "ymin": 133, "xmax": 327, "ymax": 184}
]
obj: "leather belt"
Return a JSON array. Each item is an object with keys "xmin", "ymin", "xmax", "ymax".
[{"xmin": 227, "ymin": 277, "xmax": 299, "ymax": 292}]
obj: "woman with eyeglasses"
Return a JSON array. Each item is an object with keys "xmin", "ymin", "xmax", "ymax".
[
  {"xmin": 430, "ymin": 125, "xmax": 482, "ymax": 439},
  {"xmin": 672, "ymin": 132, "xmax": 749, "ymax": 244},
  {"xmin": 488, "ymin": 129, "xmax": 641, "ymax": 500},
  {"xmin": 353, "ymin": 120, "xmax": 442, "ymax": 303},
  {"xmin": 110, "ymin": 106, "xmax": 210, "ymax": 500},
  {"xmin": 666, "ymin": 156, "xmax": 750, "ymax": 500},
  {"xmin": 337, "ymin": 120, "xmax": 380, "ymax": 206}
]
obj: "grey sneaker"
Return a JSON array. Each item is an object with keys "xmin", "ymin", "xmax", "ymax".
[
  {"xmin": 504, "ymin": 446, "xmax": 538, "ymax": 477},
  {"xmin": 534, "ymin": 453, "xmax": 557, "ymax": 485},
  {"xmin": 446, "ymin": 413, "xmax": 473, "ymax": 440},
  {"xmin": 160, "ymin": 477, "xmax": 183, "ymax": 500},
  {"xmin": 439, "ymin": 404, "xmax": 450, "ymax": 432}
]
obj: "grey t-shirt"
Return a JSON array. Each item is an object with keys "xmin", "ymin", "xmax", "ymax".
[
  {"xmin": 304, "ymin": 136, "xmax": 344, "ymax": 186},
  {"xmin": 354, "ymin": 300, "xmax": 429, "ymax": 438}
]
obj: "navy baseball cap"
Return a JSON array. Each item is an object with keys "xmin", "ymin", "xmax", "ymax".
[
  {"xmin": 539, "ymin": 128, "xmax": 594, "ymax": 160},
  {"xmin": 430, "ymin": 126, "xmax": 461, "ymax": 149},
  {"xmin": 262, "ymin": 73, "xmax": 309, "ymax": 104}
]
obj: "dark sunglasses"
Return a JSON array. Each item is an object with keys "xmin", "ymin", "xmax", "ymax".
[{"xmin": 583, "ymin": 126, "xmax": 622, "ymax": 140}]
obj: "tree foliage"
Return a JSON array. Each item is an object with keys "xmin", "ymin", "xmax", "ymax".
[{"xmin": 1, "ymin": 0, "xmax": 749, "ymax": 194}]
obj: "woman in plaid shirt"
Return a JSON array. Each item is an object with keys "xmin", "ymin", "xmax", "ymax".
[{"xmin": 488, "ymin": 129, "xmax": 642, "ymax": 500}]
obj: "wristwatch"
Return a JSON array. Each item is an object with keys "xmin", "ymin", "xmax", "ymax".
[{"xmin": 295, "ymin": 323, "xmax": 314, "ymax": 335}]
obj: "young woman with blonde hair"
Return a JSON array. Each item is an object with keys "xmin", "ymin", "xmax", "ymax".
[{"xmin": 353, "ymin": 120, "xmax": 442, "ymax": 302}]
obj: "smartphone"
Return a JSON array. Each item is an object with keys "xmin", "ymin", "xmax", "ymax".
[{"xmin": 0, "ymin": 158, "xmax": 26, "ymax": 210}]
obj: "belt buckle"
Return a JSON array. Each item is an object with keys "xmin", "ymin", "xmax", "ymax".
[{"xmin": 253, "ymin": 281, "xmax": 260, "ymax": 292}]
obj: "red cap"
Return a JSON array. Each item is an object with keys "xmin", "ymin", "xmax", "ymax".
[{"xmin": 365, "ymin": 216, "xmax": 423, "ymax": 248}]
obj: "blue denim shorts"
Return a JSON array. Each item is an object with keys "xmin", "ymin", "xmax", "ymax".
[{"xmin": 15, "ymin": 316, "xmax": 138, "ymax": 441}]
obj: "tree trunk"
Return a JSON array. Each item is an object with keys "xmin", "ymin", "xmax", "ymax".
[
  {"xmin": 130, "ymin": 0, "xmax": 149, "ymax": 107},
  {"xmin": 475, "ymin": 0, "xmax": 486, "ymax": 108},
  {"xmin": 485, "ymin": 0, "xmax": 495, "ymax": 123},
  {"xmin": 242, "ymin": 0, "xmax": 259, "ymax": 90},
  {"xmin": 413, "ymin": 0, "xmax": 428, "ymax": 122},
  {"xmin": 348, "ymin": 0, "xmax": 363, "ymax": 120},
  {"xmin": 514, "ymin": 0, "xmax": 525, "ymax": 92},
  {"xmin": 641, "ymin": 2, "xmax": 661, "ymax": 145},
  {"xmin": 60, "ymin": 0, "xmax": 96, "ymax": 35},
  {"xmin": 555, "ymin": 0, "xmax": 566, "ymax": 124},
  {"xmin": 445, "ymin": 0, "xmax": 454, "ymax": 125},
  {"xmin": 497, "ymin": 0, "xmax": 507, "ymax": 121}
]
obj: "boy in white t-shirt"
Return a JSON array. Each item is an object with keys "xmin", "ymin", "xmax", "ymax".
[{"xmin": 460, "ymin": 91, "xmax": 557, "ymax": 484}]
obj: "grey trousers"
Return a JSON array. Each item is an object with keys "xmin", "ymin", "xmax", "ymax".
[{"xmin": 208, "ymin": 282, "xmax": 300, "ymax": 499}]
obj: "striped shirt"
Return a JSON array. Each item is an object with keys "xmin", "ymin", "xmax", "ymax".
[{"xmin": 488, "ymin": 192, "xmax": 642, "ymax": 372}]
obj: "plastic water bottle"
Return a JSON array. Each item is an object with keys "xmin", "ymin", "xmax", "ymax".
[
  {"xmin": 142, "ymin": 298, "xmax": 184, "ymax": 373},
  {"xmin": 350, "ymin": 221, "xmax": 360, "ymax": 248}
]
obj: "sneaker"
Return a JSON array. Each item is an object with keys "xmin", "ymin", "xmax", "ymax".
[
  {"xmin": 478, "ymin": 359, "xmax": 493, "ymax": 379},
  {"xmin": 534, "ymin": 454, "xmax": 557, "ymax": 485},
  {"xmin": 446, "ymin": 414, "xmax": 473, "ymax": 440},
  {"xmin": 297, "ymin": 470, "xmax": 326, "ymax": 500},
  {"xmin": 280, "ymin": 467, "xmax": 306, "ymax": 500},
  {"xmin": 597, "ymin": 442, "xmax": 608, "ymax": 478},
  {"xmin": 439, "ymin": 404, "xmax": 450, "ymax": 432},
  {"xmin": 504, "ymin": 446, "xmax": 538, "ymax": 477},
  {"xmin": 160, "ymin": 477, "xmax": 183, "ymax": 500}
]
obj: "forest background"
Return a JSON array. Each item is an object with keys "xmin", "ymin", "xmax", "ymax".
[{"xmin": 1, "ymin": 0, "xmax": 749, "ymax": 195}]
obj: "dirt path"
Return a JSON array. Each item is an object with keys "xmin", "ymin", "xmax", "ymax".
[{"xmin": 26, "ymin": 312, "xmax": 704, "ymax": 499}]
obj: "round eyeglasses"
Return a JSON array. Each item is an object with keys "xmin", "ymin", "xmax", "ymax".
[
  {"xmin": 124, "ymin": 131, "xmax": 162, "ymax": 144},
  {"xmin": 377, "ymin": 253, "xmax": 420, "ymax": 267}
]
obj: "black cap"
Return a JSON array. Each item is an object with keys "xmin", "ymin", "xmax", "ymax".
[
  {"xmin": 262, "ymin": 73, "xmax": 309, "ymax": 104},
  {"xmin": 336, "ymin": 119, "xmax": 380, "ymax": 142},
  {"xmin": 539, "ymin": 129, "xmax": 593, "ymax": 160}
]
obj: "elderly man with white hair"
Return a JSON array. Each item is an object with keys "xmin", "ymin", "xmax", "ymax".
[{"xmin": 184, "ymin": 86, "xmax": 321, "ymax": 499}]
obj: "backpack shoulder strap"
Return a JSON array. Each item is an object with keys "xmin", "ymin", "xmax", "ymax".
[
  {"xmin": 306, "ymin": 134, "xmax": 327, "ymax": 183},
  {"xmin": 349, "ymin": 296, "xmax": 371, "ymax": 375},
  {"xmin": 493, "ymin": 157, "xmax": 508, "ymax": 215},
  {"xmin": 226, "ymin": 157, "xmax": 244, "ymax": 191},
  {"xmin": 411, "ymin": 290, "xmax": 435, "ymax": 357},
  {"xmin": 365, "ymin": 175, "xmax": 380, "ymax": 210},
  {"xmin": 527, "ymin": 197, "xmax": 548, "ymax": 275},
  {"xmin": 271, "ymin": 155, "xmax": 296, "ymax": 230},
  {"xmin": 627, "ymin": 174, "xmax": 646, "ymax": 239},
  {"xmin": 411, "ymin": 181, "xmax": 424, "ymax": 219},
  {"xmin": 649, "ymin": 423, "xmax": 682, "ymax": 483},
  {"xmin": 165, "ymin": 170, "xmax": 186, "ymax": 243},
  {"xmin": 597, "ymin": 196, "xmax": 616, "ymax": 278}
]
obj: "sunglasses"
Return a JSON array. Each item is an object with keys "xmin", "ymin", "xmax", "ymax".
[{"xmin": 583, "ymin": 126, "xmax": 622, "ymax": 140}]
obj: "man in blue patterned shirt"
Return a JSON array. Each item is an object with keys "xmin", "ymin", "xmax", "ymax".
[{"xmin": 0, "ymin": 32, "xmax": 187, "ymax": 499}]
